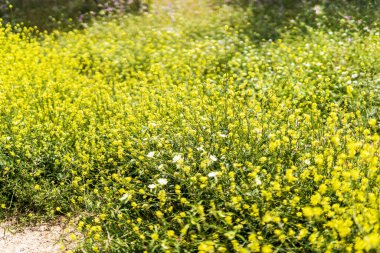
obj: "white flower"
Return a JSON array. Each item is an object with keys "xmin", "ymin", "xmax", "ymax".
[
  {"xmin": 304, "ymin": 159, "xmax": 311, "ymax": 165},
  {"xmin": 313, "ymin": 5, "xmax": 322, "ymax": 15},
  {"xmin": 172, "ymin": 154, "xmax": 182, "ymax": 163},
  {"xmin": 158, "ymin": 164, "xmax": 166, "ymax": 170},
  {"xmin": 147, "ymin": 151, "xmax": 155, "ymax": 158},
  {"xmin": 255, "ymin": 177, "xmax": 262, "ymax": 185},
  {"xmin": 351, "ymin": 73, "xmax": 358, "ymax": 79},
  {"xmin": 208, "ymin": 171, "xmax": 219, "ymax": 178},
  {"xmin": 209, "ymin": 155, "xmax": 218, "ymax": 162},
  {"xmin": 218, "ymin": 133, "xmax": 227, "ymax": 138},
  {"xmin": 158, "ymin": 178, "xmax": 168, "ymax": 185},
  {"xmin": 148, "ymin": 184, "xmax": 156, "ymax": 189},
  {"xmin": 119, "ymin": 193, "xmax": 130, "ymax": 202}
]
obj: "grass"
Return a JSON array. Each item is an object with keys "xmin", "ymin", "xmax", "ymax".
[{"xmin": 0, "ymin": 0, "xmax": 380, "ymax": 252}]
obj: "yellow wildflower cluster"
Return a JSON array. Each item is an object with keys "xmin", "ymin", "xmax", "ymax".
[{"xmin": 0, "ymin": 0, "xmax": 379, "ymax": 252}]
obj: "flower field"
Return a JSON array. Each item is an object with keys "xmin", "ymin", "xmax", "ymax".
[{"xmin": 0, "ymin": 1, "xmax": 380, "ymax": 252}]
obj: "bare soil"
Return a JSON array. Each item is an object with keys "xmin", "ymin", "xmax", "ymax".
[{"xmin": 0, "ymin": 219, "xmax": 78, "ymax": 253}]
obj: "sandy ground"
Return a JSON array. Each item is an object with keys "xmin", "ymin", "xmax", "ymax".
[{"xmin": 0, "ymin": 220, "xmax": 78, "ymax": 253}]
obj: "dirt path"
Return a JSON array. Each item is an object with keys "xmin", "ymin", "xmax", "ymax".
[{"xmin": 0, "ymin": 221, "xmax": 78, "ymax": 253}]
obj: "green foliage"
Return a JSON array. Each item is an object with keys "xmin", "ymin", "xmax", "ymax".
[
  {"xmin": 1, "ymin": 1, "xmax": 380, "ymax": 252},
  {"xmin": 227, "ymin": 0, "xmax": 380, "ymax": 41}
]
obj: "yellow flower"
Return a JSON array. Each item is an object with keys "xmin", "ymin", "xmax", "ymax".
[
  {"xmin": 368, "ymin": 118, "xmax": 377, "ymax": 128},
  {"xmin": 364, "ymin": 233, "xmax": 380, "ymax": 250},
  {"xmin": 155, "ymin": 211, "xmax": 164, "ymax": 218},
  {"xmin": 93, "ymin": 233, "xmax": 101, "ymax": 241},
  {"xmin": 261, "ymin": 245, "xmax": 272, "ymax": 253},
  {"xmin": 151, "ymin": 233, "xmax": 159, "ymax": 241},
  {"xmin": 198, "ymin": 241, "xmax": 215, "ymax": 252},
  {"xmin": 167, "ymin": 230, "xmax": 175, "ymax": 237}
]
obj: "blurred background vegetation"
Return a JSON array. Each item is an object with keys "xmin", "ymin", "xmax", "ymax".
[
  {"xmin": 0, "ymin": 0, "xmax": 146, "ymax": 30},
  {"xmin": 243, "ymin": 0, "xmax": 380, "ymax": 40},
  {"xmin": 0, "ymin": 0, "xmax": 379, "ymax": 36}
]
